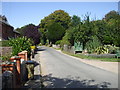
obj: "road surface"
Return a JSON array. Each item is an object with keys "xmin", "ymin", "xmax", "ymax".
[{"xmin": 38, "ymin": 46, "xmax": 118, "ymax": 88}]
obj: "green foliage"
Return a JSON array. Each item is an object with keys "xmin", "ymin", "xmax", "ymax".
[
  {"xmin": 104, "ymin": 45, "xmax": 119, "ymax": 54},
  {"xmin": 39, "ymin": 10, "xmax": 71, "ymax": 45},
  {"xmin": 8, "ymin": 37, "xmax": 32, "ymax": 56},
  {"xmin": 71, "ymin": 15, "xmax": 81, "ymax": 26},
  {"xmin": 106, "ymin": 16, "xmax": 120, "ymax": 46},
  {"xmin": 104, "ymin": 10, "xmax": 119, "ymax": 21},
  {"xmin": 55, "ymin": 40, "xmax": 62, "ymax": 45},
  {"xmin": 40, "ymin": 38, "xmax": 46, "ymax": 45},
  {"xmin": 60, "ymin": 28, "xmax": 74, "ymax": 47},
  {"xmin": 85, "ymin": 36, "xmax": 102, "ymax": 53},
  {"xmin": 38, "ymin": 10, "xmax": 120, "ymax": 54},
  {"xmin": 63, "ymin": 27, "xmax": 75, "ymax": 46},
  {"xmin": 40, "ymin": 10, "xmax": 71, "ymax": 30},
  {"xmin": 63, "ymin": 51, "xmax": 120, "ymax": 62},
  {"xmin": 46, "ymin": 22, "xmax": 65, "ymax": 44},
  {"xmin": 0, "ymin": 40, "xmax": 9, "ymax": 47},
  {"xmin": 95, "ymin": 46, "xmax": 108, "ymax": 54},
  {"xmin": 0, "ymin": 54, "xmax": 11, "ymax": 62},
  {"xmin": 60, "ymin": 36, "xmax": 71, "ymax": 47}
]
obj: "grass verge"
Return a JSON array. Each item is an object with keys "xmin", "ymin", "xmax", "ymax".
[{"xmin": 62, "ymin": 51, "xmax": 120, "ymax": 62}]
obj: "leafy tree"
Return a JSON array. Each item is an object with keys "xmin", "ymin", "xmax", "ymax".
[
  {"xmin": 73, "ymin": 15, "xmax": 94, "ymax": 49},
  {"xmin": 106, "ymin": 16, "xmax": 120, "ymax": 46},
  {"xmin": 39, "ymin": 10, "xmax": 71, "ymax": 44},
  {"xmin": 61, "ymin": 27, "xmax": 75, "ymax": 46},
  {"xmin": 91, "ymin": 20, "xmax": 108, "ymax": 44},
  {"xmin": 17, "ymin": 24, "xmax": 41, "ymax": 45},
  {"xmin": 104, "ymin": 10, "xmax": 119, "ymax": 21},
  {"xmin": 40, "ymin": 10, "xmax": 71, "ymax": 30},
  {"xmin": 46, "ymin": 22, "xmax": 65, "ymax": 44},
  {"xmin": 70, "ymin": 15, "xmax": 81, "ymax": 26}
]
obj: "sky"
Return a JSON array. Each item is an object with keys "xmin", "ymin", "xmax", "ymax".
[{"xmin": 1, "ymin": 2, "xmax": 119, "ymax": 29}]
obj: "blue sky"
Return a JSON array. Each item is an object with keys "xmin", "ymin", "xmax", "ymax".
[{"xmin": 2, "ymin": 2, "xmax": 118, "ymax": 29}]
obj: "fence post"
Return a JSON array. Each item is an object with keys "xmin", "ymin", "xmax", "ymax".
[{"xmin": 10, "ymin": 56, "xmax": 21, "ymax": 88}]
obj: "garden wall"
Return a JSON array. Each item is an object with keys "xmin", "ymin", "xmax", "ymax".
[
  {"xmin": 63, "ymin": 45, "xmax": 74, "ymax": 54},
  {"xmin": 52, "ymin": 44, "xmax": 61, "ymax": 49},
  {"xmin": 85, "ymin": 54, "xmax": 116, "ymax": 58},
  {"xmin": 0, "ymin": 47, "xmax": 12, "ymax": 56}
]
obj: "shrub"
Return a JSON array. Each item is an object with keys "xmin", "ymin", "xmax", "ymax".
[
  {"xmin": 104, "ymin": 45, "xmax": 119, "ymax": 54},
  {"xmin": 55, "ymin": 40, "xmax": 62, "ymax": 45},
  {"xmin": 0, "ymin": 54, "xmax": 12, "ymax": 64},
  {"xmin": 85, "ymin": 36, "xmax": 102, "ymax": 53},
  {"xmin": 0, "ymin": 40, "xmax": 9, "ymax": 47},
  {"xmin": 8, "ymin": 37, "xmax": 32, "ymax": 57},
  {"xmin": 95, "ymin": 46, "xmax": 108, "ymax": 54}
]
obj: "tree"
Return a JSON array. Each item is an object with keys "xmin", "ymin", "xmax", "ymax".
[
  {"xmin": 40, "ymin": 10, "xmax": 71, "ymax": 29},
  {"xmin": 73, "ymin": 15, "xmax": 94, "ymax": 49},
  {"xmin": 104, "ymin": 10, "xmax": 119, "ymax": 21},
  {"xmin": 16, "ymin": 24, "xmax": 41, "ymax": 45},
  {"xmin": 106, "ymin": 16, "xmax": 120, "ymax": 46},
  {"xmin": 70, "ymin": 15, "xmax": 81, "ymax": 26},
  {"xmin": 101, "ymin": 10, "xmax": 120, "ymax": 46},
  {"xmin": 46, "ymin": 22, "xmax": 65, "ymax": 44},
  {"xmin": 39, "ymin": 10, "xmax": 71, "ymax": 44}
]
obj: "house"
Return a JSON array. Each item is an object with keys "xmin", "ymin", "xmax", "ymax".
[{"xmin": 0, "ymin": 15, "xmax": 20, "ymax": 41}]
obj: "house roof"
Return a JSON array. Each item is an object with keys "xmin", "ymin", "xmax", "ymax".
[{"xmin": 0, "ymin": 15, "xmax": 13, "ymax": 28}]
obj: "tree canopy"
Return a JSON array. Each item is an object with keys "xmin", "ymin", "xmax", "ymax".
[
  {"xmin": 16, "ymin": 24, "xmax": 41, "ymax": 45},
  {"xmin": 39, "ymin": 10, "xmax": 71, "ymax": 44},
  {"xmin": 46, "ymin": 22, "xmax": 65, "ymax": 44}
]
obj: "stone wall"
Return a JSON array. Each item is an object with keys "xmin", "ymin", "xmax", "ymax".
[
  {"xmin": 0, "ymin": 47, "xmax": 12, "ymax": 56},
  {"xmin": 63, "ymin": 45, "xmax": 74, "ymax": 54},
  {"xmin": 52, "ymin": 44, "xmax": 61, "ymax": 49}
]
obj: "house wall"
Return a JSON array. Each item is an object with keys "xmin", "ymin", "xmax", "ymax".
[{"xmin": 0, "ymin": 22, "xmax": 14, "ymax": 40}]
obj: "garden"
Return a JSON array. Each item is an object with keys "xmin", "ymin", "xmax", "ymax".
[
  {"xmin": 0, "ymin": 37, "xmax": 37, "ymax": 88},
  {"xmin": 37, "ymin": 10, "xmax": 120, "ymax": 61}
]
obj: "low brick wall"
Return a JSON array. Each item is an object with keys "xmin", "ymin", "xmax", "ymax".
[{"xmin": 0, "ymin": 47, "xmax": 12, "ymax": 56}]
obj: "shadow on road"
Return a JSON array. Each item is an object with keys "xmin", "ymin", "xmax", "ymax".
[
  {"xmin": 22, "ymin": 75, "xmax": 41, "ymax": 89},
  {"xmin": 42, "ymin": 74, "xmax": 111, "ymax": 88},
  {"xmin": 34, "ymin": 48, "xmax": 46, "ymax": 54},
  {"xmin": 37, "ymin": 48, "xmax": 46, "ymax": 51}
]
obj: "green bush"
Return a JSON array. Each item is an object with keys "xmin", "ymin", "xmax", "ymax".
[
  {"xmin": 0, "ymin": 54, "xmax": 11, "ymax": 63},
  {"xmin": 8, "ymin": 37, "xmax": 32, "ymax": 57},
  {"xmin": 104, "ymin": 45, "xmax": 119, "ymax": 54},
  {"xmin": 95, "ymin": 46, "xmax": 108, "ymax": 54},
  {"xmin": 45, "ymin": 43, "xmax": 48, "ymax": 46},
  {"xmin": 85, "ymin": 36, "xmax": 102, "ymax": 53},
  {"xmin": 0, "ymin": 40, "xmax": 9, "ymax": 47},
  {"xmin": 55, "ymin": 40, "xmax": 62, "ymax": 45}
]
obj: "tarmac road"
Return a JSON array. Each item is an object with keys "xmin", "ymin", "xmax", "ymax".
[{"xmin": 39, "ymin": 46, "xmax": 118, "ymax": 88}]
